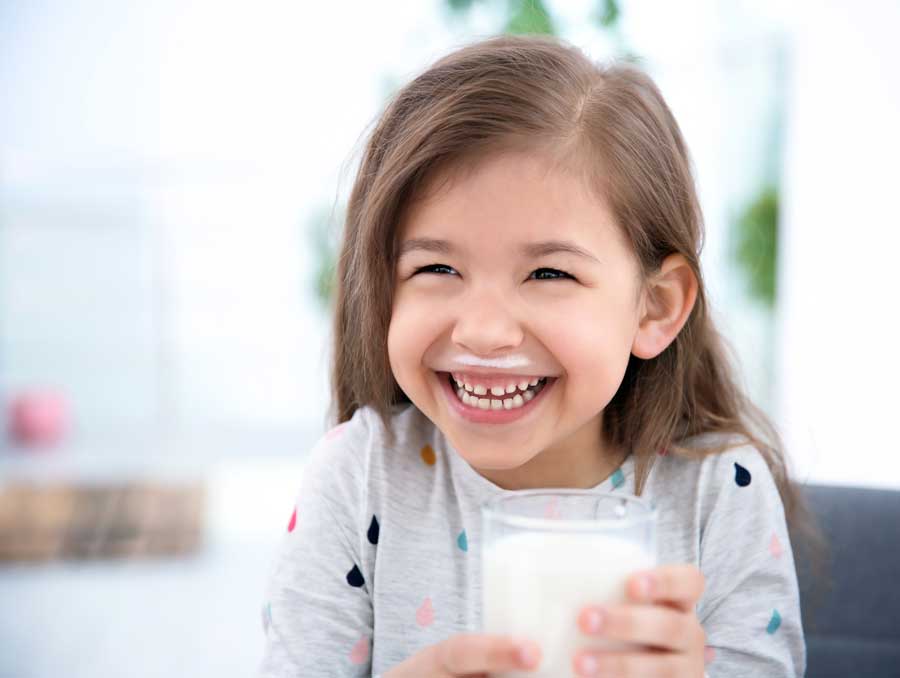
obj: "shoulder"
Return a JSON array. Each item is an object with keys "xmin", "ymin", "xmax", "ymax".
[
  {"xmin": 690, "ymin": 433, "xmax": 781, "ymax": 505},
  {"xmin": 300, "ymin": 404, "xmax": 436, "ymax": 502},
  {"xmin": 649, "ymin": 432, "xmax": 786, "ymax": 525},
  {"xmin": 654, "ymin": 432, "xmax": 777, "ymax": 490}
]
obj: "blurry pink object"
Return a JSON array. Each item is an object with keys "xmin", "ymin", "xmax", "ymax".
[{"xmin": 9, "ymin": 390, "xmax": 68, "ymax": 447}]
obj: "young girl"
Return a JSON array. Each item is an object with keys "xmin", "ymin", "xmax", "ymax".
[{"xmin": 259, "ymin": 35, "xmax": 806, "ymax": 677}]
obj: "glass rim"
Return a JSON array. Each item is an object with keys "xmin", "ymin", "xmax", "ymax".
[{"xmin": 481, "ymin": 489, "xmax": 657, "ymax": 532}]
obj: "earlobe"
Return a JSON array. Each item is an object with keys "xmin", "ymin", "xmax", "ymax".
[{"xmin": 631, "ymin": 254, "xmax": 699, "ymax": 360}]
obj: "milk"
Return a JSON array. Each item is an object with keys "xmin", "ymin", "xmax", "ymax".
[{"xmin": 482, "ymin": 531, "xmax": 655, "ymax": 678}]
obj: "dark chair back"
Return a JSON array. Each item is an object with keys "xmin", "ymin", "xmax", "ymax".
[{"xmin": 796, "ymin": 484, "xmax": 900, "ymax": 677}]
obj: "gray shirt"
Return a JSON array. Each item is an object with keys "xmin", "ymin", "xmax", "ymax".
[{"xmin": 259, "ymin": 404, "xmax": 805, "ymax": 677}]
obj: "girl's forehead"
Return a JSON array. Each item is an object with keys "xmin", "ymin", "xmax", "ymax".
[{"xmin": 397, "ymin": 151, "xmax": 621, "ymax": 254}]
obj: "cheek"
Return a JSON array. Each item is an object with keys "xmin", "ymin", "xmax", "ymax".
[
  {"xmin": 387, "ymin": 298, "xmax": 440, "ymax": 384},
  {"xmin": 537, "ymin": 304, "xmax": 636, "ymax": 402}
]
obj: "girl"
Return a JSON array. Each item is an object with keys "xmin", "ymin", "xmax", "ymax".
[{"xmin": 260, "ymin": 35, "xmax": 807, "ymax": 677}]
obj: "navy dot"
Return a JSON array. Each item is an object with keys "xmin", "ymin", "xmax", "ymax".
[
  {"xmin": 346, "ymin": 564, "xmax": 365, "ymax": 588},
  {"xmin": 734, "ymin": 462, "xmax": 752, "ymax": 487},
  {"xmin": 367, "ymin": 515, "xmax": 380, "ymax": 545}
]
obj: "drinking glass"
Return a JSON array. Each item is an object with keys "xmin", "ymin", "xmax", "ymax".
[{"xmin": 481, "ymin": 490, "xmax": 657, "ymax": 678}]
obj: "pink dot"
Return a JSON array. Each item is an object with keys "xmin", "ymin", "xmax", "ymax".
[
  {"xmin": 544, "ymin": 497, "xmax": 561, "ymax": 519},
  {"xmin": 416, "ymin": 597, "xmax": 435, "ymax": 627},
  {"xmin": 287, "ymin": 507, "xmax": 297, "ymax": 532},
  {"xmin": 349, "ymin": 636, "xmax": 369, "ymax": 665},
  {"xmin": 769, "ymin": 533, "xmax": 784, "ymax": 558},
  {"xmin": 658, "ymin": 447, "xmax": 669, "ymax": 456},
  {"xmin": 704, "ymin": 646, "xmax": 716, "ymax": 664}
]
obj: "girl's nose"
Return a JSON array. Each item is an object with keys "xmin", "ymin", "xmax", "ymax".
[{"xmin": 450, "ymin": 293, "xmax": 525, "ymax": 356}]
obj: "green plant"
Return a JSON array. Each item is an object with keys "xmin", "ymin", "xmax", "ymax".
[
  {"xmin": 504, "ymin": 0, "xmax": 555, "ymax": 35},
  {"xmin": 445, "ymin": 0, "xmax": 623, "ymax": 37},
  {"xmin": 734, "ymin": 185, "xmax": 778, "ymax": 307},
  {"xmin": 310, "ymin": 207, "xmax": 342, "ymax": 310}
]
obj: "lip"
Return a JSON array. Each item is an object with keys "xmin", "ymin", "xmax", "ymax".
[{"xmin": 437, "ymin": 370, "xmax": 556, "ymax": 425}]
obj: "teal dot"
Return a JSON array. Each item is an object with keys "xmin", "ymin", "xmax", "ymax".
[
  {"xmin": 457, "ymin": 529, "xmax": 468, "ymax": 552},
  {"xmin": 766, "ymin": 609, "xmax": 782, "ymax": 634},
  {"xmin": 262, "ymin": 602, "xmax": 272, "ymax": 633},
  {"xmin": 610, "ymin": 468, "xmax": 625, "ymax": 489}
]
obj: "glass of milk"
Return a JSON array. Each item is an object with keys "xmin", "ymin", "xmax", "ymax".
[{"xmin": 481, "ymin": 490, "xmax": 657, "ymax": 678}]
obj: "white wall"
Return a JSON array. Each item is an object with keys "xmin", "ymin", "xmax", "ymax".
[
  {"xmin": 3, "ymin": 0, "xmax": 897, "ymax": 487},
  {"xmin": 777, "ymin": 0, "xmax": 900, "ymax": 488}
]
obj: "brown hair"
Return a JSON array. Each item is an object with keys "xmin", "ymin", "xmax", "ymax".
[{"xmin": 329, "ymin": 34, "xmax": 819, "ymax": 543}]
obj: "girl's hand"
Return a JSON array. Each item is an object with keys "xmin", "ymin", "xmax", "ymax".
[
  {"xmin": 574, "ymin": 564, "xmax": 707, "ymax": 677},
  {"xmin": 383, "ymin": 633, "xmax": 542, "ymax": 677}
]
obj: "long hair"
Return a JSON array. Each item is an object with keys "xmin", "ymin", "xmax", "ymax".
[{"xmin": 329, "ymin": 34, "xmax": 817, "ymax": 540}]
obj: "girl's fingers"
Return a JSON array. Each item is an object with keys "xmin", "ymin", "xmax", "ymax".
[
  {"xmin": 625, "ymin": 564, "xmax": 705, "ymax": 611},
  {"xmin": 577, "ymin": 604, "xmax": 703, "ymax": 652},
  {"xmin": 572, "ymin": 648, "xmax": 700, "ymax": 678},
  {"xmin": 432, "ymin": 633, "xmax": 542, "ymax": 676}
]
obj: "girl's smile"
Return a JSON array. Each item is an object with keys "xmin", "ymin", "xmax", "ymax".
[{"xmin": 437, "ymin": 369, "xmax": 557, "ymax": 425}]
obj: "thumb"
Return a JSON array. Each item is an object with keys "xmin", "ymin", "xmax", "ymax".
[{"xmin": 432, "ymin": 633, "xmax": 541, "ymax": 676}]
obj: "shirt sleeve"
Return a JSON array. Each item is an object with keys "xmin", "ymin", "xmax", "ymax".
[
  {"xmin": 695, "ymin": 446, "xmax": 806, "ymax": 678},
  {"xmin": 258, "ymin": 413, "xmax": 375, "ymax": 678}
]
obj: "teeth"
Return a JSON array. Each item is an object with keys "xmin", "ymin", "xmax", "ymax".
[
  {"xmin": 449, "ymin": 373, "xmax": 548, "ymax": 411},
  {"xmin": 454, "ymin": 384, "xmax": 538, "ymax": 409}
]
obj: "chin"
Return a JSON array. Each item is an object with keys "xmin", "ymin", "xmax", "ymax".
[{"xmin": 450, "ymin": 435, "xmax": 536, "ymax": 471}]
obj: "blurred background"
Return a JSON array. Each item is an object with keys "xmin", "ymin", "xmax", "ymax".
[{"xmin": 1, "ymin": 0, "xmax": 898, "ymax": 676}]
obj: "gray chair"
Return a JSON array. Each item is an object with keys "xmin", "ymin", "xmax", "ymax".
[{"xmin": 795, "ymin": 484, "xmax": 900, "ymax": 677}]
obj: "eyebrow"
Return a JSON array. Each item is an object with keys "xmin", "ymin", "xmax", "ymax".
[{"xmin": 397, "ymin": 238, "xmax": 601, "ymax": 264}]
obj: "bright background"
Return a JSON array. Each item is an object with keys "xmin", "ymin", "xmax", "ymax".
[{"xmin": 1, "ymin": 1, "xmax": 898, "ymax": 676}]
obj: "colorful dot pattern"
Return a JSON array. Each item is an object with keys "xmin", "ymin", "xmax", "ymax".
[
  {"xmin": 610, "ymin": 468, "xmax": 625, "ymax": 489},
  {"xmin": 420, "ymin": 444, "xmax": 436, "ymax": 466},
  {"xmin": 734, "ymin": 462, "xmax": 752, "ymax": 487},
  {"xmin": 287, "ymin": 507, "xmax": 297, "ymax": 533},
  {"xmin": 416, "ymin": 597, "xmax": 435, "ymax": 627},
  {"xmin": 262, "ymin": 602, "xmax": 272, "ymax": 635},
  {"xmin": 349, "ymin": 635, "xmax": 369, "ymax": 664}
]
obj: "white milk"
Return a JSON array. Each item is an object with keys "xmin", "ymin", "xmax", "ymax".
[{"xmin": 482, "ymin": 531, "xmax": 655, "ymax": 678}]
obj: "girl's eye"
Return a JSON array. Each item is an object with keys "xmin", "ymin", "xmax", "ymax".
[
  {"xmin": 412, "ymin": 265, "xmax": 575, "ymax": 281},
  {"xmin": 529, "ymin": 267, "xmax": 575, "ymax": 281},
  {"xmin": 414, "ymin": 264, "xmax": 458, "ymax": 276}
]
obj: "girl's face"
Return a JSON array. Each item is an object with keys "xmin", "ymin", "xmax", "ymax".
[{"xmin": 388, "ymin": 150, "xmax": 647, "ymax": 489}]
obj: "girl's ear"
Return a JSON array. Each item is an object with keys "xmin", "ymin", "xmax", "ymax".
[{"xmin": 631, "ymin": 254, "xmax": 699, "ymax": 359}]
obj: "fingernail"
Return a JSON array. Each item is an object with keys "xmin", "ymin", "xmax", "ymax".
[
  {"xmin": 635, "ymin": 574, "xmax": 654, "ymax": 598},
  {"xmin": 583, "ymin": 608, "xmax": 604, "ymax": 633},
  {"xmin": 577, "ymin": 654, "xmax": 598, "ymax": 676},
  {"xmin": 515, "ymin": 641, "xmax": 538, "ymax": 668}
]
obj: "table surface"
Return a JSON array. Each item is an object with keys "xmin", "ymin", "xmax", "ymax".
[{"xmin": 0, "ymin": 452, "xmax": 309, "ymax": 678}]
